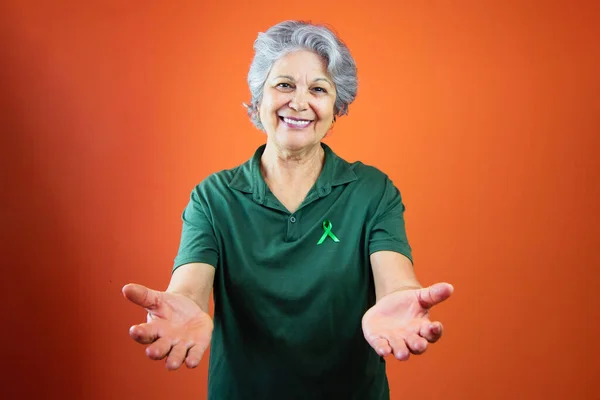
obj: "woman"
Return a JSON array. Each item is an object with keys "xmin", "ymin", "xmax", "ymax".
[{"xmin": 123, "ymin": 20, "xmax": 453, "ymax": 399}]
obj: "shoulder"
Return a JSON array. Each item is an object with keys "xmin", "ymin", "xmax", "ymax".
[
  {"xmin": 352, "ymin": 162, "xmax": 404, "ymax": 213},
  {"xmin": 189, "ymin": 160, "xmax": 250, "ymax": 201},
  {"xmin": 201, "ymin": 166, "xmax": 242, "ymax": 190},
  {"xmin": 350, "ymin": 161, "xmax": 389, "ymax": 182},
  {"xmin": 343, "ymin": 157, "xmax": 396, "ymax": 194},
  {"xmin": 329, "ymin": 149, "xmax": 405, "ymax": 211}
]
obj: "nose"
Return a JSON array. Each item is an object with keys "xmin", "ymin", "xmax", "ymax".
[{"xmin": 289, "ymin": 89, "xmax": 309, "ymax": 112}]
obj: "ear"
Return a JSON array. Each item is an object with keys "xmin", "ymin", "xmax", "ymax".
[
  {"xmin": 254, "ymin": 102, "xmax": 262, "ymax": 124},
  {"xmin": 326, "ymin": 116, "xmax": 336, "ymax": 137}
]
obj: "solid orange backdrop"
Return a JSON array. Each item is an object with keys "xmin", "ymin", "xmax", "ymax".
[{"xmin": 1, "ymin": 1, "xmax": 598, "ymax": 399}]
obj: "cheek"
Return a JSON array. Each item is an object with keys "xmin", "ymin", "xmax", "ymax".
[
  {"xmin": 315, "ymin": 102, "xmax": 335, "ymax": 122},
  {"xmin": 264, "ymin": 91, "xmax": 290, "ymax": 110}
]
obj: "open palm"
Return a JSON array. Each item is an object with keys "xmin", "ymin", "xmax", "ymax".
[
  {"xmin": 122, "ymin": 283, "xmax": 213, "ymax": 370},
  {"xmin": 362, "ymin": 283, "xmax": 453, "ymax": 360}
]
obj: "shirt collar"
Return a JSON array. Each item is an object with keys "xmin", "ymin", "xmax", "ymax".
[{"xmin": 228, "ymin": 143, "xmax": 357, "ymax": 204}]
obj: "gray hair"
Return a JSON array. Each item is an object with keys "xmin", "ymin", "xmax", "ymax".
[{"xmin": 244, "ymin": 20, "xmax": 358, "ymax": 130}]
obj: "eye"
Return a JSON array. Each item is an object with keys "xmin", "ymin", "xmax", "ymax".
[
  {"xmin": 312, "ymin": 87, "xmax": 328, "ymax": 93},
  {"xmin": 276, "ymin": 83, "xmax": 293, "ymax": 89}
]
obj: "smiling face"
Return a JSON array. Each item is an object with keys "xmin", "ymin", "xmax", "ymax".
[{"xmin": 258, "ymin": 50, "xmax": 337, "ymax": 153}]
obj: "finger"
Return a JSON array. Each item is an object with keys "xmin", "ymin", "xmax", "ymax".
[
  {"xmin": 369, "ymin": 337, "xmax": 392, "ymax": 357},
  {"xmin": 417, "ymin": 283, "xmax": 454, "ymax": 309},
  {"xmin": 419, "ymin": 321, "xmax": 444, "ymax": 343},
  {"xmin": 145, "ymin": 337, "xmax": 173, "ymax": 360},
  {"xmin": 185, "ymin": 342, "xmax": 210, "ymax": 368},
  {"xmin": 129, "ymin": 322, "xmax": 161, "ymax": 344},
  {"xmin": 387, "ymin": 336, "xmax": 410, "ymax": 361},
  {"xmin": 122, "ymin": 283, "xmax": 161, "ymax": 310},
  {"xmin": 165, "ymin": 342, "xmax": 189, "ymax": 370},
  {"xmin": 405, "ymin": 334, "xmax": 428, "ymax": 355}
]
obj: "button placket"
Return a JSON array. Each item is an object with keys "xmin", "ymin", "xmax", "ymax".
[{"xmin": 285, "ymin": 213, "xmax": 301, "ymax": 242}]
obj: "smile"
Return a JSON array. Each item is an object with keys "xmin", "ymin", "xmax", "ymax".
[{"xmin": 279, "ymin": 116, "xmax": 313, "ymax": 128}]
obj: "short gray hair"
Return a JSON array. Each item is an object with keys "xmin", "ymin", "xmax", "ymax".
[{"xmin": 244, "ymin": 20, "xmax": 358, "ymax": 130}]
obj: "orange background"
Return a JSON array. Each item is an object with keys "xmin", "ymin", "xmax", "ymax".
[{"xmin": 1, "ymin": 1, "xmax": 599, "ymax": 399}]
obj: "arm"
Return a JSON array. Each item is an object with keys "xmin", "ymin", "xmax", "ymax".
[
  {"xmin": 363, "ymin": 178, "xmax": 453, "ymax": 360},
  {"xmin": 166, "ymin": 183, "xmax": 218, "ymax": 314},
  {"xmin": 370, "ymin": 250, "xmax": 422, "ymax": 302},
  {"xmin": 123, "ymin": 263, "xmax": 215, "ymax": 370},
  {"xmin": 364, "ymin": 250, "xmax": 453, "ymax": 360},
  {"xmin": 123, "ymin": 184, "xmax": 218, "ymax": 370},
  {"xmin": 166, "ymin": 262, "xmax": 215, "ymax": 314}
]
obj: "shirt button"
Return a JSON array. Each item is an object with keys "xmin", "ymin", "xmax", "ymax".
[{"xmin": 290, "ymin": 216, "xmax": 296, "ymax": 223}]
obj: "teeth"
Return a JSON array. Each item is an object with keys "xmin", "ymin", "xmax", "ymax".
[{"xmin": 283, "ymin": 117, "xmax": 311, "ymax": 126}]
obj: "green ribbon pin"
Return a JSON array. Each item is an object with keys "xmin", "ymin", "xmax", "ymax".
[{"xmin": 317, "ymin": 220, "xmax": 340, "ymax": 245}]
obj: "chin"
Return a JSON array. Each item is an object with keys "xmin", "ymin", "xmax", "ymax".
[
  {"xmin": 280, "ymin": 140, "xmax": 310, "ymax": 152},
  {"xmin": 275, "ymin": 131, "xmax": 318, "ymax": 151}
]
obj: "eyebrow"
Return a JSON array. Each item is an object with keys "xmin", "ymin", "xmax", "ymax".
[{"xmin": 273, "ymin": 75, "xmax": 333, "ymax": 86}]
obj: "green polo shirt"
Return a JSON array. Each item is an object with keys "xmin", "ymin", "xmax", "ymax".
[{"xmin": 173, "ymin": 143, "xmax": 412, "ymax": 400}]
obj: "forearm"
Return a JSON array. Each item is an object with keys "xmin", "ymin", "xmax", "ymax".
[
  {"xmin": 167, "ymin": 262, "xmax": 215, "ymax": 313},
  {"xmin": 370, "ymin": 251, "xmax": 422, "ymax": 302}
]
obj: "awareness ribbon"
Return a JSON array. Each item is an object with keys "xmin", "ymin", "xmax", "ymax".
[{"xmin": 317, "ymin": 220, "xmax": 340, "ymax": 245}]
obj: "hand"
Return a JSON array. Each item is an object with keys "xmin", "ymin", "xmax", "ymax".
[
  {"xmin": 122, "ymin": 283, "xmax": 213, "ymax": 370},
  {"xmin": 362, "ymin": 282, "xmax": 454, "ymax": 361}
]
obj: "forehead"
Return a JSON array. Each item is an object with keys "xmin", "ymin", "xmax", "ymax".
[{"xmin": 269, "ymin": 50, "xmax": 330, "ymax": 79}]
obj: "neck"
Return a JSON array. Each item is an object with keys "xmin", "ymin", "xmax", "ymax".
[{"xmin": 260, "ymin": 142, "xmax": 325, "ymax": 187}]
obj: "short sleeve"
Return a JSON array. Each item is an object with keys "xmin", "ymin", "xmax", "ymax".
[
  {"xmin": 172, "ymin": 186, "xmax": 219, "ymax": 272},
  {"xmin": 368, "ymin": 177, "xmax": 413, "ymax": 263}
]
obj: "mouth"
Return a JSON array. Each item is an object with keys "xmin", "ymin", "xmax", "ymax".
[{"xmin": 279, "ymin": 116, "xmax": 313, "ymax": 129}]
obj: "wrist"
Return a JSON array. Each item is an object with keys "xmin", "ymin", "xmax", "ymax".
[
  {"xmin": 376, "ymin": 284, "xmax": 422, "ymax": 303},
  {"xmin": 167, "ymin": 289, "xmax": 210, "ymax": 314}
]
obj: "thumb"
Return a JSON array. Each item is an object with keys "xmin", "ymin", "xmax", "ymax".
[
  {"xmin": 417, "ymin": 282, "xmax": 454, "ymax": 309},
  {"xmin": 122, "ymin": 283, "xmax": 161, "ymax": 310}
]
